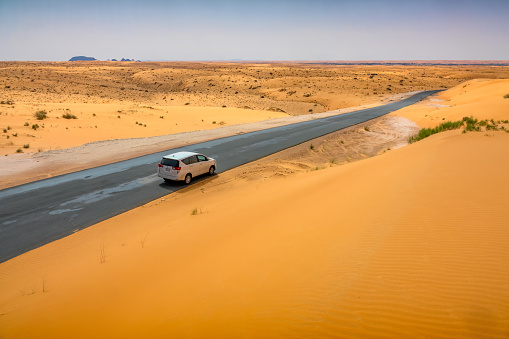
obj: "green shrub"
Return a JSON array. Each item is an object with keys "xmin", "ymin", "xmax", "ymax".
[
  {"xmin": 34, "ymin": 110, "xmax": 48, "ymax": 120},
  {"xmin": 23, "ymin": 143, "xmax": 29, "ymax": 148},
  {"xmin": 409, "ymin": 119, "xmax": 464, "ymax": 143},
  {"xmin": 503, "ymin": 94, "xmax": 509, "ymax": 98},
  {"xmin": 32, "ymin": 124, "xmax": 39, "ymax": 130},
  {"xmin": 62, "ymin": 113, "xmax": 77, "ymax": 119}
]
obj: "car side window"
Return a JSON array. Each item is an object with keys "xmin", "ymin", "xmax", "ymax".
[
  {"xmin": 188, "ymin": 155, "xmax": 198, "ymax": 164},
  {"xmin": 197, "ymin": 155, "xmax": 207, "ymax": 162},
  {"xmin": 181, "ymin": 158, "xmax": 190, "ymax": 165}
]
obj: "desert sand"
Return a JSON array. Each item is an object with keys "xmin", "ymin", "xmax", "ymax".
[
  {"xmin": 1, "ymin": 64, "xmax": 509, "ymax": 338},
  {"xmin": 393, "ymin": 78, "xmax": 509, "ymax": 127},
  {"xmin": 2, "ymin": 62, "xmax": 508, "ymax": 157}
]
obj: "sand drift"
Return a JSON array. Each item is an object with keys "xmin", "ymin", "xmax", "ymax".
[{"xmin": 0, "ymin": 91, "xmax": 438, "ymax": 263}]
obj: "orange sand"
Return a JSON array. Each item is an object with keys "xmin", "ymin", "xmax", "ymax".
[
  {"xmin": 3, "ymin": 62, "xmax": 509, "ymax": 155},
  {"xmin": 1, "ymin": 129, "xmax": 509, "ymax": 337},
  {"xmin": 393, "ymin": 79, "xmax": 509, "ymax": 127},
  {"xmin": 0, "ymin": 102, "xmax": 287, "ymax": 155}
]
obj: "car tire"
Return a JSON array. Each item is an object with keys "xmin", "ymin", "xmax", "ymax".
[
  {"xmin": 208, "ymin": 166, "xmax": 215, "ymax": 176},
  {"xmin": 184, "ymin": 173, "xmax": 192, "ymax": 185}
]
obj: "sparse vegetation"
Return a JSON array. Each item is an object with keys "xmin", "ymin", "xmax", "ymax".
[
  {"xmin": 409, "ymin": 116, "xmax": 506, "ymax": 143},
  {"xmin": 140, "ymin": 232, "xmax": 150, "ymax": 248},
  {"xmin": 364, "ymin": 126, "xmax": 370, "ymax": 132},
  {"xmin": 309, "ymin": 143, "xmax": 315, "ymax": 150},
  {"xmin": 24, "ymin": 122, "xmax": 29, "ymax": 126},
  {"xmin": 16, "ymin": 148, "xmax": 23, "ymax": 153},
  {"xmin": 34, "ymin": 110, "xmax": 48, "ymax": 120},
  {"xmin": 409, "ymin": 119, "xmax": 465, "ymax": 143},
  {"xmin": 32, "ymin": 124, "xmax": 40, "ymax": 130},
  {"xmin": 62, "ymin": 113, "xmax": 77, "ymax": 119},
  {"xmin": 504, "ymin": 94, "xmax": 509, "ymax": 98},
  {"xmin": 23, "ymin": 144, "xmax": 29, "ymax": 149},
  {"xmin": 99, "ymin": 243, "xmax": 106, "ymax": 263}
]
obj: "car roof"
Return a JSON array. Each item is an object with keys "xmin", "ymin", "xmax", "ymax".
[{"xmin": 163, "ymin": 151, "xmax": 200, "ymax": 160}]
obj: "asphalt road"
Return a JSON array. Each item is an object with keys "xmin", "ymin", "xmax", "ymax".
[{"xmin": 0, "ymin": 90, "xmax": 439, "ymax": 263}]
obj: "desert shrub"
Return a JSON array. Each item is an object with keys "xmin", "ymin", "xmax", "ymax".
[
  {"xmin": 23, "ymin": 144, "xmax": 29, "ymax": 148},
  {"xmin": 34, "ymin": 110, "xmax": 48, "ymax": 120},
  {"xmin": 62, "ymin": 113, "xmax": 77, "ymax": 119},
  {"xmin": 16, "ymin": 148, "xmax": 23, "ymax": 153},
  {"xmin": 32, "ymin": 124, "xmax": 39, "ymax": 130},
  {"xmin": 24, "ymin": 122, "xmax": 29, "ymax": 126},
  {"xmin": 504, "ymin": 94, "xmax": 509, "ymax": 98},
  {"xmin": 364, "ymin": 126, "xmax": 370, "ymax": 131},
  {"xmin": 409, "ymin": 119, "xmax": 465, "ymax": 143}
]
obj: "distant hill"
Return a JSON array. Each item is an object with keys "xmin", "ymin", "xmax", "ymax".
[{"xmin": 69, "ymin": 56, "xmax": 97, "ymax": 61}]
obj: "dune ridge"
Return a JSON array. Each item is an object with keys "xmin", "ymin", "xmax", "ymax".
[{"xmin": 0, "ymin": 129, "xmax": 508, "ymax": 338}]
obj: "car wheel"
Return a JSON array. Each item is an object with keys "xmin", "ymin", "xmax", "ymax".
[
  {"xmin": 208, "ymin": 166, "xmax": 215, "ymax": 175},
  {"xmin": 184, "ymin": 173, "xmax": 192, "ymax": 185}
]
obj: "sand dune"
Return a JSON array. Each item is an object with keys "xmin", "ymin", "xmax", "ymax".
[
  {"xmin": 393, "ymin": 78, "xmax": 509, "ymax": 127},
  {"xmin": 1, "ymin": 84, "xmax": 509, "ymax": 337}
]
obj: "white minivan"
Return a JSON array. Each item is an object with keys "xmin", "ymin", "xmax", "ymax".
[{"xmin": 157, "ymin": 151, "xmax": 217, "ymax": 184}]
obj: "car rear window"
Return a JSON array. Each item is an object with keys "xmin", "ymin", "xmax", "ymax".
[{"xmin": 161, "ymin": 158, "xmax": 179, "ymax": 167}]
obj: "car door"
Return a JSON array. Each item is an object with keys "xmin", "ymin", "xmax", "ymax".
[
  {"xmin": 186, "ymin": 155, "xmax": 200, "ymax": 176},
  {"xmin": 196, "ymin": 154, "xmax": 209, "ymax": 175}
]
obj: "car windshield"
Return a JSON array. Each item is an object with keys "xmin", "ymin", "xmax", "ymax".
[{"xmin": 161, "ymin": 158, "xmax": 179, "ymax": 167}]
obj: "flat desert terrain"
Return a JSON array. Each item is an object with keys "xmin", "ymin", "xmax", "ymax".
[{"xmin": 1, "ymin": 62, "xmax": 509, "ymax": 338}]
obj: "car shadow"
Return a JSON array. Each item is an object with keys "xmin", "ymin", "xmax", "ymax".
[{"xmin": 157, "ymin": 173, "xmax": 219, "ymax": 192}]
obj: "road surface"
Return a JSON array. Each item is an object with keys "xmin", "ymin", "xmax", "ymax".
[{"xmin": 0, "ymin": 90, "xmax": 438, "ymax": 263}]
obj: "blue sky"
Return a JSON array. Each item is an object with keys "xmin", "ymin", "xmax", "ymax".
[{"xmin": 0, "ymin": 0, "xmax": 508, "ymax": 61}]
